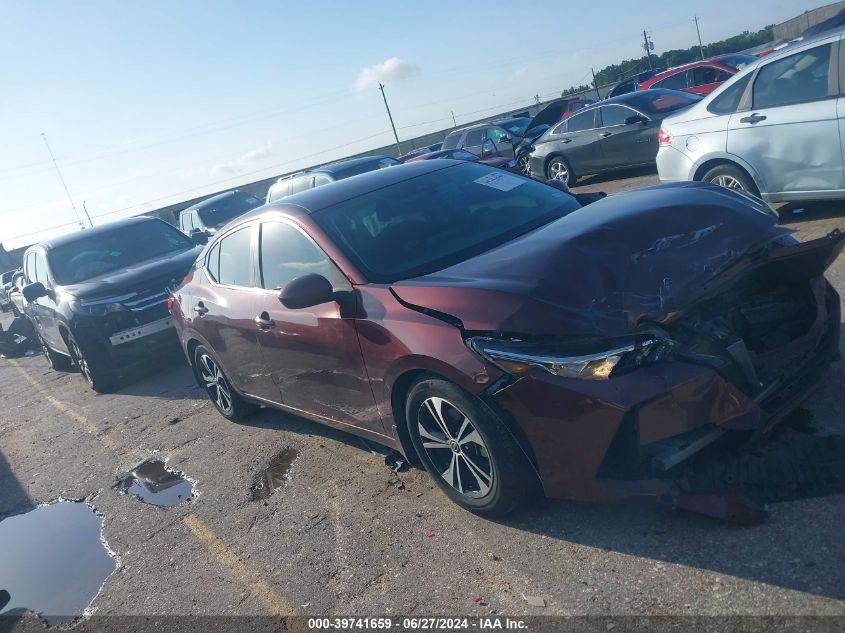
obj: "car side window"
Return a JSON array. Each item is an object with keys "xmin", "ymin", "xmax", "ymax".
[
  {"xmin": 707, "ymin": 74, "xmax": 752, "ymax": 115},
  {"xmin": 752, "ymin": 43, "xmax": 832, "ymax": 109},
  {"xmin": 267, "ymin": 179, "xmax": 292, "ymax": 203},
  {"xmin": 599, "ymin": 105, "xmax": 631, "ymax": 127},
  {"xmin": 486, "ymin": 127, "xmax": 508, "ymax": 143},
  {"xmin": 692, "ymin": 66, "xmax": 732, "ymax": 86},
  {"xmin": 654, "ymin": 71, "xmax": 688, "ymax": 91},
  {"xmin": 179, "ymin": 213, "xmax": 189, "ymax": 231},
  {"xmin": 565, "ymin": 109, "xmax": 596, "ymax": 132},
  {"xmin": 313, "ymin": 174, "xmax": 333, "ymax": 188},
  {"xmin": 205, "ymin": 241, "xmax": 221, "ymax": 282},
  {"xmin": 464, "ymin": 129, "xmax": 483, "ymax": 148},
  {"xmin": 441, "ymin": 133, "xmax": 461, "ymax": 150},
  {"xmin": 259, "ymin": 222, "xmax": 348, "ymax": 292},
  {"xmin": 550, "ymin": 120, "xmax": 568, "ymax": 134},
  {"xmin": 216, "ymin": 227, "xmax": 253, "ymax": 287},
  {"xmin": 34, "ymin": 252, "xmax": 49, "ymax": 286},
  {"xmin": 23, "ymin": 253, "xmax": 35, "ymax": 283}
]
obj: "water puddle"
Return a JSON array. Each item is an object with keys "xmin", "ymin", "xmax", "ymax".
[
  {"xmin": 252, "ymin": 448, "xmax": 299, "ymax": 501},
  {"xmin": 115, "ymin": 459, "xmax": 194, "ymax": 507},
  {"xmin": 0, "ymin": 501, "xmax": 117, "ymax": 627}
]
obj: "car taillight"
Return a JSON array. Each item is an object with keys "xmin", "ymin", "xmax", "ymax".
[
  {"xmin": 167, "ymin": 297, "xmax": 175, "ymax": 314},
  {"xmin": 658, "ymin": 128, "xmax": 672, "ymax": 146}
]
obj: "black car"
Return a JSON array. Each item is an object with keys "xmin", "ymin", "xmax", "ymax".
[
  {"xmin": 265, "ymin": 155, "xmax": 401, "ymax": 203},
  {"xmin": 20, "ymin": 217, "xmax": 201, "ymax": 392},
  {"xmin": 605, "ymin": 68, "xmax": 667, "ymax": 98},
  {"xmin": 178, "ymin": 189, "xmax": 263, "ymax": 245},
  {"xmin": 527, "ymin": 89, "xmax": 701, "ymax": 186}
]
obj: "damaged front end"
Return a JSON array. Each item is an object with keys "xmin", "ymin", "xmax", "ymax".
[{"xmin": 485, "ymin": 229, "xmax": 844, "ymax": 523}]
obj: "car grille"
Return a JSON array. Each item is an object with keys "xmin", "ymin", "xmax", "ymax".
[{"xmin": 123, "ymin": 289, "xmax": 169, "ymax": 312}]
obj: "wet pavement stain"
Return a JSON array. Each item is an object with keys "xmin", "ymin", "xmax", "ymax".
[
  {"xmin": 0, "ymin": 501, "xmax": 116, "ymax": 627},
  {"xmin": 252, "ymin": 448, "xmax": 299, "ymax": 501},
  {"xmin": 115, "ymin": 459, "xmax": 194, "ymax": 507}
]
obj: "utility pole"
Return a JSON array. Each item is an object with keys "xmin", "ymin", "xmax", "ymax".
[
  {"xmin": 41, "ymin": 132, "xmax": 85, "ymax": 230},
  {"xmin": 590, "ymin": 68, "xmax": 601, "ymax": 100},
  {"xmin": 82, "ymin": 200, "xmax": 94, "ymax": 228},
  {"xmin": 534, "ymin": 93, "xmax": 540, "ymax": 106},
  {"xmin": 642, "ymin": 30, "xmax": 655, "ymax": 69},
  {"xmin": 450, "ymin": 110, "xmax": 457, "ymax": 128},
  {"xmin": 378, "ymin": 83, "xmax": 401, "ymax": 155},
  {"xmin": 693, "ymin": 16, "xmax": 705, "ymax": 60}
]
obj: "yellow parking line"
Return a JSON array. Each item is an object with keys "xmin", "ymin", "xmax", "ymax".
[
  {"xmin": 183, "ymin": 514, "xmax": 300, "ymax": 621},
  {"xmin": 9, "ymin": 360, "xmax": 300, "ymax": 623},
  {"xmin": 10, "ymin": 360, "xmax": 125, "ymax": 453}
]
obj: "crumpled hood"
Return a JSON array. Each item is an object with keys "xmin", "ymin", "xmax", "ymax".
[
  {"xmin": 391, "ymin": 182, "xmax": 779, "ymax": 337},
  {"xmin": 60, "ymin": 247, "xmax": 202, "ymax": 301}
]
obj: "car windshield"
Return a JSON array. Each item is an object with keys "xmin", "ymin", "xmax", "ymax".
[
  {"xmin": 48, "ymin": 221, "xmax": 194, "ymax": 285},
  {"xmin": 623, "ymin": 89, "xmax": 702, "ymax": 113},
  {"xmin": 497, "ymin": 118, "xmax": 530, "ymax": 136},
  {"xmin": 445, "ymin": 150, "xmax": 479, "ymax": 161},
  {"xmin": 313, "ymin": 162, "xmax": 580, "ymax": 282},
  {"xmin": 198, "ymin": 193, "xmax": 262, "ymax": 229}
]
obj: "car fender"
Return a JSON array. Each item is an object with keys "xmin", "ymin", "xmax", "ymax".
[{"xmin": 689, "ymin": 150, "xmax": 766, "ymax": 193}]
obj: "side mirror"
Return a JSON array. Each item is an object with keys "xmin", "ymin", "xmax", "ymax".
[
  {"xmin": 189, "ymin": 228, "xmax": 208, "ymax": 245},
  {"xmin": 625, "ymin": 114, "xmax": 648, "ymax": 125},
  {"xmin": 279, "ymin": 274, "xmax": 334, "ymax": 310},
  {"xmin": 22, "ymin": 282, "xmax": 47, "ymax": 303},
  {"xmin": 501, "ymin": 136, "xmax": 513, "ymax": 143}
]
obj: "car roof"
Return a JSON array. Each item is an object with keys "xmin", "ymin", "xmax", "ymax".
[
  {"xmin": 183, "ymin": 189, "xmax": 241, "ymax": 213},
  {"xmin": 312, "ymin": 155, "xmax": 395, "ymax": 175},
  {"xmin": 28, "ymin": 216, "xmax": 164, "ymax": 252},
  {"xmin": 239, "ymin": 160, "xmax": 456, "ymax": 220},
  {"xmin": 645, "ymin": 59, "xmax": 735, "ymax": 84},
  {"xmin": 572, "ymin": 88, "xmax": 693, "ymax": 114}
]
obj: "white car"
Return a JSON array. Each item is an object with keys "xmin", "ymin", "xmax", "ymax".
[{"xmin": 657, "ymin": 28, "xmax": 845, "ymax": 203}]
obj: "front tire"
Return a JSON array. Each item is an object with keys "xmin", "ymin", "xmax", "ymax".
[
  {"xmin": 66, "ymin": 332, "xmax": 117, "ymax": 393},
  {"xmin": 701, "ymin": 163, "xmax": 760, "ymax": 197},
  {"xmin": 193, "ymin": 345, "xmax": 257, "ymax": 422},
  {"xmin": 406, "ymin": 377, "xmax": 538, "ymax": 516},
  {"xmin": 517, "ymin": 153, "xmax": 531, "ymax": 176},
  {"xmin": 546, "ymin": 155, "xmax": 575, "ymax": 185}
]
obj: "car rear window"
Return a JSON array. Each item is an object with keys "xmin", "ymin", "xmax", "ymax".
[
  {"xmin": 624, "ymin": 89, "xmax": 702, "ymax": 114},
  {"xmin": 48, "ymin": 221, "xmax": 194, "ymax": 285},
  {"xmin": 198, "ymin": 193, "xmax": 262, "ymax": 229},
  {"xmin": 312, "ymin": 162, "xmax": 580, "ymax": 283}
]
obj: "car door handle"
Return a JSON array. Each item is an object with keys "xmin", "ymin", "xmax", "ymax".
[
  {"xmin": 599, "ymin": 132, "xmax": 612, "ymax": 138},
  {"xmin": 739, "ymin": 113, "xmax": 767, "ymax": 124},
  {"xmin": 254, "ymin": 312, "xmax": 275, "ymax": 330},
  {"xmin": 193, "ymin": 301, "xmax": 209, "ymax": 316}
]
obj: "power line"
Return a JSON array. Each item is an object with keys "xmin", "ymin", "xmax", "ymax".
[{"xmin": 41, "ymin": 133, "xmax": 86, "ymax": 229}]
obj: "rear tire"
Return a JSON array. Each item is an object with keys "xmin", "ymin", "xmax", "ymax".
[
  {"xmin": 193, "ymin": 345, "xmax": 257, "ymax": 422},
  {"xmin": 701, "ymin": 164, "xmax": 760, "ymax": 197},
  {"xmin": 546, "ymin": 155, "xmax": 575, "ymax": 185},
  {"xmin": 406, "ymin": 377, "xmax": 538, "ymax": 517},
  {"xmin": 66, "ymin": 332, "xmax": 117, "ymax": 393}
]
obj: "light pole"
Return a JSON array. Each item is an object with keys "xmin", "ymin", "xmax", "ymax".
[
  {"xmin": 694, "ymin": 16, "xmax": 705, "ymax": 60},
  {"xmin": 378, "ymin": 83, "xmax": 402, "ymax": 155},
  {"xmin": 642, "ymin": 30, "xmax": 655, "ymax": 69}
]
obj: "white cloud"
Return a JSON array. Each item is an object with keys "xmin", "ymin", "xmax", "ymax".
[
  {"xmin": 354, "ymin": 57, "xmax": 421, "ymax": 92},
  {"xmin": 209, "ymin": 143, "xmax": 273, "ymax": 178}
]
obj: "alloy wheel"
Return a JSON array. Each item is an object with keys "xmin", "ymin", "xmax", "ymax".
[
  {"xmin": 417, "ymin": 396, "xmax": 494, "ymax": 498},
  {"xmin": 548, "ymin": 159, "xmax": 569, "ymax": 184},
  {"xmin": 518, "ymin": 154, "xmax": 531, "ymax": 175},
  {"xmin": 712, "ymin": 174, "xmax": 745, "ymax": 190},
  {"xmin": 198, "ymin": 353, "xmax": 234, "ymax": 414},
  {"xmin": 68, "ymin": 338, "xmax": 92, "ymax": 386}
]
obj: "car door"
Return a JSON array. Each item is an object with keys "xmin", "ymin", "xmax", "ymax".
[
  {"xmin": 552, "ymin": 108, "xmax": 607, "ymax": 173},
  {"xmin": 727, "ymin": 40, "xmax": 843, "ymax": 197},
  {"xmin": 191, "ymin": 223, "xmax": 277, "ymax": 398},
  {"xmin": 652, "ymin": 70, "xmax": 689, "ymax": 92},
  {"xmin": 485, "ymin": 126, "xmax": 516, "ymax": 158},
  {"xmin": 27, "ymin": 251, "xmax": 61, "ymax": 347},
  {"xmin": 595, "ymin": 104, "xmax": 657, "ymax": 169},
  {"xmin": 688, "ymin": 65, "xmax": 733, "ymax": 95},
  {"xmin": 251, "ymin": 220, "xmax": 384, "ymax": 435}
]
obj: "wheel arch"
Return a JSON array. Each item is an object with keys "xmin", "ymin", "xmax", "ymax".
[{"xmin": 692, "ymin": 155, "xmax": 763, "ymax": 194}]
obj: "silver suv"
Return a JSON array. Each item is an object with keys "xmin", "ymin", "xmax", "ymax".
[{"xmin": 657, "ymin": 29, "xmax": 845, "ymax": 202}]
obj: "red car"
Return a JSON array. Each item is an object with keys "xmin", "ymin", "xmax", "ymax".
[
  {"xmin": 561, "ymin": 98, "xmax": 596, "ymax": 119},
  {"xmin": 407, "ymin": 148, "xmax": 522, "ymax": 173},
  {"xmin": 170, "ymin": 161, "xmax": 841, "ymax": 521},
  {"xmin": 639, "ymin": 60, "xmax": 740, "ymax": 96}
]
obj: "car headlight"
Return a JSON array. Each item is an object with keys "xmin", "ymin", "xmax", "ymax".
[
  {"xmin": 69, "ymin": 298, "xmax": 128, "ymax": 316},
  {"xmin": 468, "ymin": 333, "xmax": 671, "ymax": 380}
]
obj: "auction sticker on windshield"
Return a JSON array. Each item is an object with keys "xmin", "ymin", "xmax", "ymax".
[{"xmin": 473, "ymin": 171, "xmax": 525, "ymax": 192}]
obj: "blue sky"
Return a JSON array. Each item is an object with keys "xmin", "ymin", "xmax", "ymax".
[{"xmin": 0, "ymin": 0, "xmax": 815, "ymax": 249}]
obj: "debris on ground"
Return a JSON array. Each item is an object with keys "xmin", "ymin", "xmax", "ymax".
[
  {"xmin": 488, "ymin": 553, "xmax": 501, "ymax": 561},
  {"xmin": 0, "ymin": 318, "xmax": 37, "ymax": 358},
  {"xmin": 522, "ymin": 594, "xmax": 547, "ymax": 608},
  {"xmin": 388, "ymin": 478, "xmax": 405, "ymax": 491},
  {"xmin": 426, "ymin": 531, "xmax": 435, "ymax": 539},
  {"xmin": 384, "ymin": 451, "xmax": 409, "ymax": 473}
]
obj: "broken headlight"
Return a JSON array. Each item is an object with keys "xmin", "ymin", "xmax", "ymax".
[
  {"xmin": 68, "ymin": 298, "xmax": 128, "ymax": 316},
  {"xmin": 469, "ymin": 333, "xmax": 671, "ymax": 380}
]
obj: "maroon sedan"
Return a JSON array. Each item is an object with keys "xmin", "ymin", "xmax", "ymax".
[
  {"xmin": 407, "ymin": 148, "xmax": 522, "ymax": 173},
  {"xmin": 170, "ymin": 160, "xmax": 842, "ymax": 519}
]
